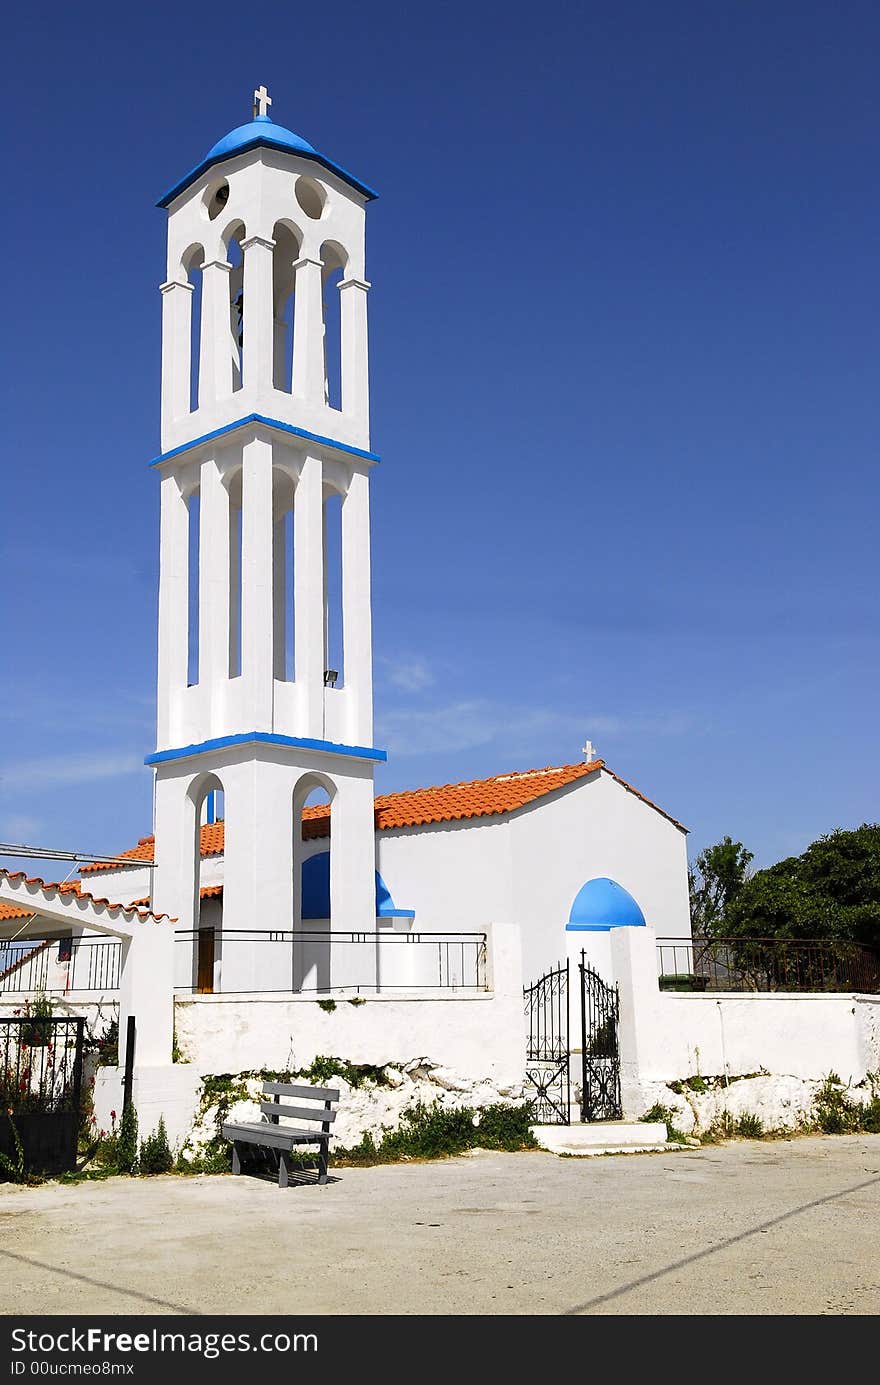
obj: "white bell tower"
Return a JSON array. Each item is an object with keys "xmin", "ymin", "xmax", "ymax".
[{"xmin": 148, "ymin": 92, "xmax": 382, "ymax": 976}]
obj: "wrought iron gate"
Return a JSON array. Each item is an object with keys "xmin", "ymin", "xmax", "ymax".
[
  {"xmin": 523, "ymin": 961, "xmax": 570, "ymax": 1123},
  {"xmin": 579, "ymin": 953, "xmax": 622, "ymax": 1121},
  {"xmin": 0, "ymin": 1016, "xmax": 85, "ymax": 1176}
]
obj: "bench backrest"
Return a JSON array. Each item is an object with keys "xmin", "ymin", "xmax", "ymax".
[{"xmin": 261, "ymin": 1080, "xmax": 340, "ymax": 1133}]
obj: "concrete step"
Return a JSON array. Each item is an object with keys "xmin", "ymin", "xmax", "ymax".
[{"xmin": 532, "ymin": 1120, "xmax": 673, "ymax": 1156}]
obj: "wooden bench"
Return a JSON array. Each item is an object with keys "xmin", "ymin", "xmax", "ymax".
[{"xmin": 222, "ymin": 1080, "xmax": 340, "ymax": 1187}]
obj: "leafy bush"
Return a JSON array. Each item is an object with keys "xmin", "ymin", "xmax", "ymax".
[
  {"xmin": 335, "ymin": 1100, "xmax": 537, "ymax": 1166},
  {"xmin": 116, "ymin": 1103, "xmax": 139, "ymax": 1174},
  {"xmin": 0, "ymin": 1111, "xmax": 28, "ymax": 1183},
  {"xmin": 813, "ymin": 1076, "xmax": 861, "ymax": 1134},
  {"xmin": 641, "ymin": 1103, "xmax": 688, "ymax": 1144},
  {"xmin": 736, "ymin": 1113, "xmax": 764, "ymax": 1138},
  {"xmin": 139, "ymin": 1117, "xmax": 174, "ymax": 1175}
]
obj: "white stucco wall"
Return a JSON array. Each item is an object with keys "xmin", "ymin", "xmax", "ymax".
[
  {"xmin": 174, "ymin": 920, "xmax": 524, "ymax": 1087},
  {"xmin": 611, "ymin": 925, "xmax": 880, "ymax": 1113}
]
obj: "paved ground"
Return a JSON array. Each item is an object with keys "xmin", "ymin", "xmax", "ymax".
[{"xmin": 1, "ymin": 1134, "xmax": 879, "ymax": 1315}]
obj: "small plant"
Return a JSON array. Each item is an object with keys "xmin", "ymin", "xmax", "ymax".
[
  {"xmin": 0, "ymin": 1109, "xmax": 27, "ymax": 1183},
  {"xmin": 21, "ymin": 991, "xmax": 54, "ymax": 1046},
  {"xmin": 641, "ymin": 1103, "xmax": 688, "ymax": 1144},
  {"xmin": 684, "ymin": 1075, "xmax": 708, "ymax": 1093},
  {"xmin": 93, "ymin": 1018, "xmax": 118, "ymax": 1067},
  {"xmin": 813, "ymin": 1074, "xmax": 861, "ymax": 1135},
  {"xmin": 116, "ymin": 1102, "xmax": 139, "ymax": 1174},
  {"xmin": 736, "ymin": 1112, "xmax": 764, "ymax": 1139},
  {"xmin": 317, "ymin": 999, "xmax": 337, "ymax": 1013},
  {"xmin": 139, "ymin": 1117, "xmax": 174, "ymax": 1175},
  {"xmin": 348, "ymin": 996, "xmax": 366, "ymax": 1007}
]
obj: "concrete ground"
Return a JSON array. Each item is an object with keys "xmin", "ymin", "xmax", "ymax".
[{"xmin": 1, "ymin": 1134, "xmax": 879, "ymax": 1316}]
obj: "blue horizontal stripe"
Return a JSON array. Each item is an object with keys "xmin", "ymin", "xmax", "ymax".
[
  {"xmin": 146, "ymin": 731, "xmax": 387, "ymax": 766},
  {"xmin": 150, "ymin": 414, "xmax": 380, "ymax": 467}
]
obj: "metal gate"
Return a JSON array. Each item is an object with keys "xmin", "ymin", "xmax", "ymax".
[
  {"xmin": 0, "ymin": 1016, "xmax": 85, "ymax": 1176},
  {"xmin": 523, "ymin": 961, "xmax": 570, "ymax": 1124},
  {"xmin": 579, "ymin": 952, "xmax": 622, "ymax": 1121}
]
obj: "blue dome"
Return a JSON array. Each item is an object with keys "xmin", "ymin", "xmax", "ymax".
[
  {"xmin": 301, "ymin": 852, "xmax": 414, "ymax": 920},
  {"xmin": 566, "ymin": 877, "xmax": 646, "ymax": 932},
  {"xmin": 158, "ymin": 114, "xmax": 377, "ymax": 209},
  {"xmin": 206, "ymin": 116, "xmax": 319, "ymax": 163}
]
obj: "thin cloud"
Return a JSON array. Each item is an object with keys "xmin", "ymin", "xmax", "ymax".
[
  {"xmin": 384, "ymin": 656, "xmax": 435, "ymax": 694},
  {"xmin": 0, "ymin": 752, "xmax": 145, "ymax": 791},
  {"xmin": 375, "ymin": 700, "xmax": 693, "ymax": 758}
]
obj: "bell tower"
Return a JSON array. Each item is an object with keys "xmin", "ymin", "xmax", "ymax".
[{"xmin": 147, "ymin": 91, "xmax": 383, "ymax": 974}]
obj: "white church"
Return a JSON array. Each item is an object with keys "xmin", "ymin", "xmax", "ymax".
[{"xmin": 0, "ymin": 92, "xmax": 697, "ymax": 1121}]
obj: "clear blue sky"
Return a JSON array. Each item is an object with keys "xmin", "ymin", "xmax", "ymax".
[{"xmin": 2, "ymin": 1, "xmax": 878, "ymax": 880}]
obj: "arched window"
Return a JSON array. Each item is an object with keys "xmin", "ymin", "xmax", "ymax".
[
  {"xmin": 293, "ymin": 777, "xmax": 334, "ymax": 991},
  {"xmin": 323, "ymin": 487, "xmax": 344, "ymax": 688},
  {"xmin": 226, "ymin": 468, "xmax": 243, "ymax": 678},
  {"xmin": 320, "ymin": 241, "xmax": 347, "ymax": 411},
  {"xmin": 182, "ymin": 244, "xmax": 205, "ymax": 414},
  {"xmin": 272, "ymin": 221, "xmax": 302, "ymax": 393},
  {"xmin": 272, "ymin": 468, "xmax": 296, "ymax": 681},
  {"xmin": 186, "ymin": 773, "xmax": 226, "ymax": 994},
  {"xmin": 186, "ymin": 484, "xmax": 200, "ymax": 687},
  {"xmin": 224, "ymin": 223, "xmax": 245, "ymax": 393}
]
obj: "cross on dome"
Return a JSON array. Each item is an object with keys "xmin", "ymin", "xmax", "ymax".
[{"xmin": 253, "ymin": 84, "xmax": 272, "ymax": 118}]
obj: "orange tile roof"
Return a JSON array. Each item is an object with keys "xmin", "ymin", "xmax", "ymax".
[
  {"xmin": 0, "ymin": 870, "xmax": 174, "ymax": 923},
  {"xmin": 77, "ymin": 758, "xmax": 685, "ymax": 877}
]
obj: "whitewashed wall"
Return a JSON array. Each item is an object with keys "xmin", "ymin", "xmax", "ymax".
[
  {"xmin": 611, "ymin": 925, "xmax": 880, "ymax": 1113},
  {"xmin": 174, "ymin": 921, "xmax": 524, "ymax": 1086}
]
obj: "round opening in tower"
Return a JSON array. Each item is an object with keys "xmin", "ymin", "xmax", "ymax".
[
  {"xmin": 294, "ymin": 176, "xmax": 326, "ymax": 220},
  {"xmin": 204, "ymin": 179, "xmax": 230, "ymax": 221}
]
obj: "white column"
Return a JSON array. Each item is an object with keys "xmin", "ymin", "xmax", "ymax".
[
  {"xmin": 330, "ymin": 773, "xmax": 376, "ymax": 933},
  {"xmin": 156, "ymin": 472, "xmax": 190, "ymax": 748},
  {"xmin": 199, "ymin": 259, "xmax": 233, "ymax": 410},
  {"xmin": 241, "ymin": 235, "xmax": 275, "ymax": 397},
  {"xmin": 118, "ymin": 924, "xmax": 176, "ymax": 1066},
  {"xmin": 198, "ymin": 454, "xmax": 230, "ymax": 727},
  {"xmin": 610, "ymin": 925, "xmax": 664, "ymax": 1116},
  {"xmin": 159, "ymin": 279, "xmax": 193, "ymax": 434},
  {"xmin": 241, "ymin": 436, "xmax": 274, "ymax": 731},
  {"xmin": 294, "ymin": 454, "xmax": 325, "ymax": 738},
  {"xmin": 339, "ymin": 277, "xmax": 370, "ymax": 429},
  {"xmin": 291, "ymin": 257, "xmax": 325, "ymax": 404},
  {"xmin": 342, "ymin": 468, "xmax": 373, "ymax": 744}
]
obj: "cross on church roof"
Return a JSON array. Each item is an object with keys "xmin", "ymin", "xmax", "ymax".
[{"xmin": 253, "ymin": 84, "xmax": 272, "ymax": 119}]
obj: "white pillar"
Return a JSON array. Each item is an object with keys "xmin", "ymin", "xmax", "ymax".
[
  {"xmin": 241, "ymin": 235, "xmax": 275, "ymax": 396},
  {"xmin": 156, "ymin": 473, "xmax": 189, "ymax": 748},
  {"xmin": 342, "ymin": 468, "xmax": 373, "ymax": 744},
  {"xmin": 294, "ymin": 454, "xmax": 325, "ymax": 738},
  {"xmin": 199, "ymin": 259, "xmax": 233, "ymax": 409},
  {"xmin": 159, "ymin": 279, "xmax": 193, "ymax": 433},
  {"xmin": 330, "ymin": 773, "xmax": 376, "ymax": 933},
  {"xmin": 241, "ymin": 437, "xmax": 274, "ymax": 731},
  {"xmin": 339, "ymin": 277, "xmax": 370, "ymax": 428},
  {"xmin": 291, "ymin": 257, "xmax": 325, "ymax": 404},
  {"xmin": 610, "ymin": 925, "xmax": 664, "ymax": 1116},
  {"xmin": 118, "ymin": 924, "xmax": 176, "ymax": 1066},
  {"xmin": 198, "ymin": 454, "xmax": 230, "ymax": 725}
]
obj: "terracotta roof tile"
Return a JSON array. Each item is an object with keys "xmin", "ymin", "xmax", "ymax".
[
  {"xmin": 0, "ymin": 870, "xmax": 174, "ymax": 924},
  {"xmin": 77, "ymin": 758, "xmax": 686, "ymax": 876}
]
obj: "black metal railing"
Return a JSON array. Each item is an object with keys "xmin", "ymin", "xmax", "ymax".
[
  {"xmin": 174, "ymin": 928, "xmax": 488, "ymax": 994},
  {"xmin": 656, "ymin": 936, "xmax": 880, "ymax": 994},
  {"xmin": 0, "ymin": 938, "xmax": 121, "ymax": 995},
  {"xmin": 0, "ymin": 1016, "xmax": 85, "ymax": 1174}
]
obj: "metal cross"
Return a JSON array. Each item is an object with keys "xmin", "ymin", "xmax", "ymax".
[{"xmin": 253, "ymin": 84, "xmax": 272, "ymax": 118}]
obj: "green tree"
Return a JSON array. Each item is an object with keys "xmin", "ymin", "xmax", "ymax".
[
  {"xmin": 725, "ymin": 825, "xmax": 880, "ymax": 948},
  {"xmin": 688, "ymin": 836, "xmax": 754, "ymax": 936}
]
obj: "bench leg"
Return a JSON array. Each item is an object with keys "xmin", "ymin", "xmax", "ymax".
[
  {"xmin": 318, "ymin": 1139, "xmax": 329, "ymax": 1185},
  {"xmin": 278, "ymin": 1150, "xmax": 290, "ymax": 1189},
  {"xmin": 231, "ymin": 1142, "xmax": 241, "ymax": 1175}
]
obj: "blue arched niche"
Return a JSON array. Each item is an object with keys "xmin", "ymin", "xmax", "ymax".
[{"xmin": 300, "ymin": 851, "xmax": 415, "ymax": 920}]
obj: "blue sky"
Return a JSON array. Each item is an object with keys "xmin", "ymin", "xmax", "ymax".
[{"xmin": 2, "ymin": 1, "xmax": 878, "ymax": 879}]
